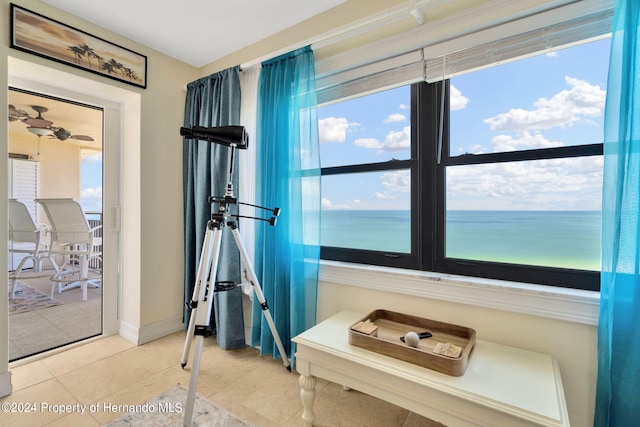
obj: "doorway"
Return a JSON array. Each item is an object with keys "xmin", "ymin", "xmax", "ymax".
[
  {"xmin": 6, "ymin": 56, "xmax": 134, "ymax": 362},
  {"xmin": 8, "ymin": 88, "xmax": 103, "ymax": 361}
]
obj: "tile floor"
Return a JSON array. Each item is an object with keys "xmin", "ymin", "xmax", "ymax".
[
  {"xmin": 8, "ymin": 269, "xmax": 102, "ymax": 361},
  {"xmin": 2, "ymin": 331, "xmax": 442, "ymax": 426}
]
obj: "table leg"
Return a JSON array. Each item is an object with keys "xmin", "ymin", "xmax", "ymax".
[{"xmin": 299, "ymin": 374, "xmax": 316, "ymax": 427}]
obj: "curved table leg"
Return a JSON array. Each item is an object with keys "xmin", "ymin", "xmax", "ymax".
[{"xmin": 299, "ymin": 374, "xmax": 316, "ymax": 427}]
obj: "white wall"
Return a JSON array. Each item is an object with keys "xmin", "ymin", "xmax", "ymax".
[{"xmin": 9, "ymin": 132, "xmax": 82, "ymax": 202}]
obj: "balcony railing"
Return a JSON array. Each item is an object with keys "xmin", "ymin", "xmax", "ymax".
[{"xmin": 85, "ymin": 211, "xmax": 103, "ymax": 270}]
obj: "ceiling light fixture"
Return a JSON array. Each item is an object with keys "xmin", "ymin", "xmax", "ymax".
[{"xmin": 27, "ymin": 126, "xmax": 53, "ymax": 137}]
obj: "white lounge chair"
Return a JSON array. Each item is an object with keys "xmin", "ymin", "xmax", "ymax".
[
  {"xmin": 36, "ymin": 198, "xmax": 102, "ymax": 301},
  {"xmin": 8, "ymin": 199, "xmax": 59, "ymax": 299}
]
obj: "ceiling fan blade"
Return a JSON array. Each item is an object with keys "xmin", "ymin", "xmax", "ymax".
[
  {"xmin": 8, "ymin": 104, "xmax": 30, "ymax": 121},
  {"xmin": 24, "ymin": 117, "xmax": 54, "ymax": 128},
  {"xmin": 71, "ymin": 135, "xmax": 95, "ymax": 141}
]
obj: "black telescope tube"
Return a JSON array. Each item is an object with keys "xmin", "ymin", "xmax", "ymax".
[{"xmin": 180, "ymin": 125, "xmax": 249, "ymax": 149}]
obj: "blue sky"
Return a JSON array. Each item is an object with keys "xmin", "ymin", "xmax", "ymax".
[
  {"xmin": 317, "ymin": 36, "xmax": 611, "ymax": 211},
  {"xmin": 80, "ymin": 153, "xmax": 102, "ymax": 212}
]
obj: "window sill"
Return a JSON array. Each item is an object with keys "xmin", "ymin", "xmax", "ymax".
[{"xmin": 318, "ymin": 260, "xmax": 600, "ymax": 325}]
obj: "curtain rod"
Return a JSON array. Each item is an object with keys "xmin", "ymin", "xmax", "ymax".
[
  {"xmin": 182, "ymin": 0, "xmax": 447, "ymax": 90},
  {"xmin": 239, "ymin": 0, "xmax": 447, "ymax": 69}
]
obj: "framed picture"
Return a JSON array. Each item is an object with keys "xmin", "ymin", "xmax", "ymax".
[{"xmin": 10, "ymin": 3, "xmax": 147, "ymax": 89}]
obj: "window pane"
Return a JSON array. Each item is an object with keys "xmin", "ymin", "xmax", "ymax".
[
  {"xmin": 449, "ymin": 37, "xmax": 610, "ymax": 155},
  {"xmin": 318, "ymin": 86, "xmax": 411, "ymax": 168},
  {"xmin": 445, "ymin": 157, "xmax": 603, "ymax": 270},
  {"xmin": 321, "ymin": 171, "xmax": 411, "ymax": 252}
]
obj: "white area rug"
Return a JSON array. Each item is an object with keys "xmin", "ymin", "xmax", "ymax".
[{"xmin": 102, "ymin": 385, "xmax": 255, "ymax": 426}]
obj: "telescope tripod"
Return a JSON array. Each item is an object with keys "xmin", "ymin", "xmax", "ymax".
[{"xmin": 181, "ymin": 185, "xmax": 290, "ymax": 427}]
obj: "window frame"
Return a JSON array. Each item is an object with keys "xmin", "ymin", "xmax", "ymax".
[
  {"xmin": 320, "ymin": 84, "xmax": 421, "ymax": 270},
  {"xmin": 320, "ymin": 79, "xmax": 602, "ymax": 292}
]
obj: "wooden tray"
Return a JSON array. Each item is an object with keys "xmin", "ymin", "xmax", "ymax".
[{"xmin": 348, "ymin": 309, "xmax": 476, "ymax": 376}]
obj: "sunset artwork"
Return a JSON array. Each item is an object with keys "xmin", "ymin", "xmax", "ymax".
[{"xmin": 11, "ymin": 4, "xmax": 147, "ymax": 88}]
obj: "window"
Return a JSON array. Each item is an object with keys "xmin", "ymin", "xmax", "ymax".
[
  {"xmin": 319, "ymin": 37, "xmax": 609, "ymax": 291},
  {"xmin": 319, "ymin": 86, "xmax": 419, "ymax": 269}
]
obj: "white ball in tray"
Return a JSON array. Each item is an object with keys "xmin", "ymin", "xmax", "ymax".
[{"xmin": 403, "ymin": 331, "xmax": 420, "ymax": 348}]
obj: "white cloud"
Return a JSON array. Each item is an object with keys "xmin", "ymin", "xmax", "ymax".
[
  {"xmin": 491, "ymin": 131, "xmax": 563, "ymax": 152},
  {"xmin": 80, "ymin": 186, "xmax": 103, "ymax": 211},
  {"xmin": 322, "ymin": 197, "xmax": 352, "ymax": 209},
  {"xmin": 399, "ymin": 103, "xmax": 410, "ymax": 110},
  {"xmin": 374, "ymin": 191, "xmax": 396, "ymax": 200},
  {"xmin": 81, "ymin": 186, "xmax": 102, "ymax": 199},
  {"xmin": 354, "ymin": 126, "xmax": 410, "ymax": 153},
  {"xmin": 374, "ymin": 170, "xmax": 410, "ymax": 200},
  {"xmin": 484, "ymin": 76, "xmax": 605, "ymax": 132},
  {"xmin": 380, "ymin": 170, "xmax": 410, "ymax": 193},
  {"xmin": 384, "ymin": 113, "xmax": 406, "ymax": 123},
  {"xmin": 319, "ymin": 117, "xmax": 357, "ymax": 143},
  {"xmin": 450, "ymin": 84, "xmax": 469, "ymax": 111},
  {"xmin": 446, "ymin": 156, "xmax": 603, "ymax": 210},
  {"xmin": 381, "ymin": 126, "xmax": 410, "ymax": 152},
  {"xmin": 83, "ymin": 153, "xmax": 102, "ymax": 162},
  {"xmin": 354, "ymin": 138, "xmax": 381, "ymax": 149}
]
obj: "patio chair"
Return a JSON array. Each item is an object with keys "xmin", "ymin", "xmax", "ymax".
[
  {"xmin": 36, "ymin": 198, "xmax": 102, "ymax": 301},
  {"xmin": 8, "ymin": 199, "xmax": 59, "ymax": 299}
]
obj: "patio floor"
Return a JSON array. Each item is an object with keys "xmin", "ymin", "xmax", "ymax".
[{"xmin": 8, "ymin": 267, "xmax": 102, "ymax": 361}]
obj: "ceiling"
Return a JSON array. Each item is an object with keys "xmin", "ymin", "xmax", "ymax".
[
  {"xmin": 8, "ymin": 89, "xmax": 103, "ymax": 153},
  {"xmin": 40, "ymin": 0, "xmax": 349, "ymax": 68}
]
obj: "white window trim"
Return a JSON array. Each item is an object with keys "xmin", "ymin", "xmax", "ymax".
[{"xmin": 319, "ymin": 260, "xmax": 600, "ymax": 326}]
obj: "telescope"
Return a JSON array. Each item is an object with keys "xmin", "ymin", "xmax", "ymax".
[
  {"xmin": 180, "ymin": 125, "xmax": 249, "ymax": 149},
  {"xmin": 179, "ymin": 122, "xmax": 288, "ymax": 426}
]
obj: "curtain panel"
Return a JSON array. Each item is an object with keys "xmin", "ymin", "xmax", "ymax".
[
  {"xmin": 252, "ymin": 46, "xmax": 321, "ymax": 362},
  {"xmin": 595, "ymin": 0, "xmax": 640, "ymax": 425},
  {"xmin": 182, "ymin": 67, "xmax": 245, "ymax": 349}
]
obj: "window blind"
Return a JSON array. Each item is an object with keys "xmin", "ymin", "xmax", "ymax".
[
  {"xmin": 316, "ymin": 0, "xmax": 613, "ymax": 104},
  {"xmin": 424, "ymin": 7, "xmax": 613, "ymax": 82}
]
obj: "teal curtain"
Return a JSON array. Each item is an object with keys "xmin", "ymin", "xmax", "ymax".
[
  {"xmin": 252, "ymin": 46, "xmax": 321, "ymax": 361},
  {"xmin": 595, "ymin": 0, "xmax": 640, "ymax": 425},
  {"xmin": 183, "ymin": 67, "xmax": 245, "ymax": 349}
]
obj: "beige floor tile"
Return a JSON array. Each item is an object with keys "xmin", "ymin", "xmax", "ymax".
[
  {"xmin": 305, "ymin": 381, "xmax": 411, "ymax": 427},
  {"xmin": 6, "ymin": 361, "xmax": 53, "ymax": 392},
  {"xmin": 184, "ymin": 344, "xmax": 265, "ymax": 394},
  {"xmin": 88, "ymin": 365, "xmax": 215, "ymax": 424},
  {"xmin": 46, "ymin": 411, "xmax": 101, "ymax": 427},
  {"xmin": 212, "ymin": 354, "xmax": 301, "ymax": 425},
  {"xmin": 0, "ymin": 379, "xmax": 79, "ymax": 427},
  {"xmin": 55, "ymin": 345, "xmax": 176, "ymax": 404},
  {"xmin": 40, "ymin": 334, "xmax": 134, "ymax": 376},
  {"xmin": 403, "ymin": 412, "xmax": 447, "ymax": 427},
  {"xmin": 4, "ymin": 322, "xmax": 443, "ymax": 427}
]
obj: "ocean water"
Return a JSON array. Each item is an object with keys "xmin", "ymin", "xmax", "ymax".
[{"xmin": 320, "ymin": 210, "xmax": 601, "ymax": 271}]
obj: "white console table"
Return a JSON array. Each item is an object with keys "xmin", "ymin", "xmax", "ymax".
[{"xmin": 292, "ymin": 311, "xmax": 569, "ymax": 427}]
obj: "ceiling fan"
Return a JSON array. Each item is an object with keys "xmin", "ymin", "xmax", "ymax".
[{"xmin": 8, "ymin": 104, "xmax": 94, "ymax": 142}]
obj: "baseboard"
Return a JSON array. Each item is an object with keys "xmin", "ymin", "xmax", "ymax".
[
  {"xmin": 0, "ymin": 370, "xmax": 13, "ymax": 398},
  {"xmin": 118, "ymin": 320, "xmax": 140, "ymax": 345},
  {"xmin": 120, "ymin": 316, "xmax": 184, "ymax": 345}
]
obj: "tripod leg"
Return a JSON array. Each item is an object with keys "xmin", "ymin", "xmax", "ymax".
[
  {"xmin": 230, "ymin": 226, "xmax": 291, "ymax": 371},
  {"xmin": 183, "ymin": 225, "xmax": 223, "ymax": 427},
  {"xmin": 181, "ymin": 224, "xmax": 217, "ymax": 368}
]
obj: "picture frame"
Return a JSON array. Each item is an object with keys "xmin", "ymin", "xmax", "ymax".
[{"xmin": 10, "ymin": 3, "xmax": 147, "ymax": 89}]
